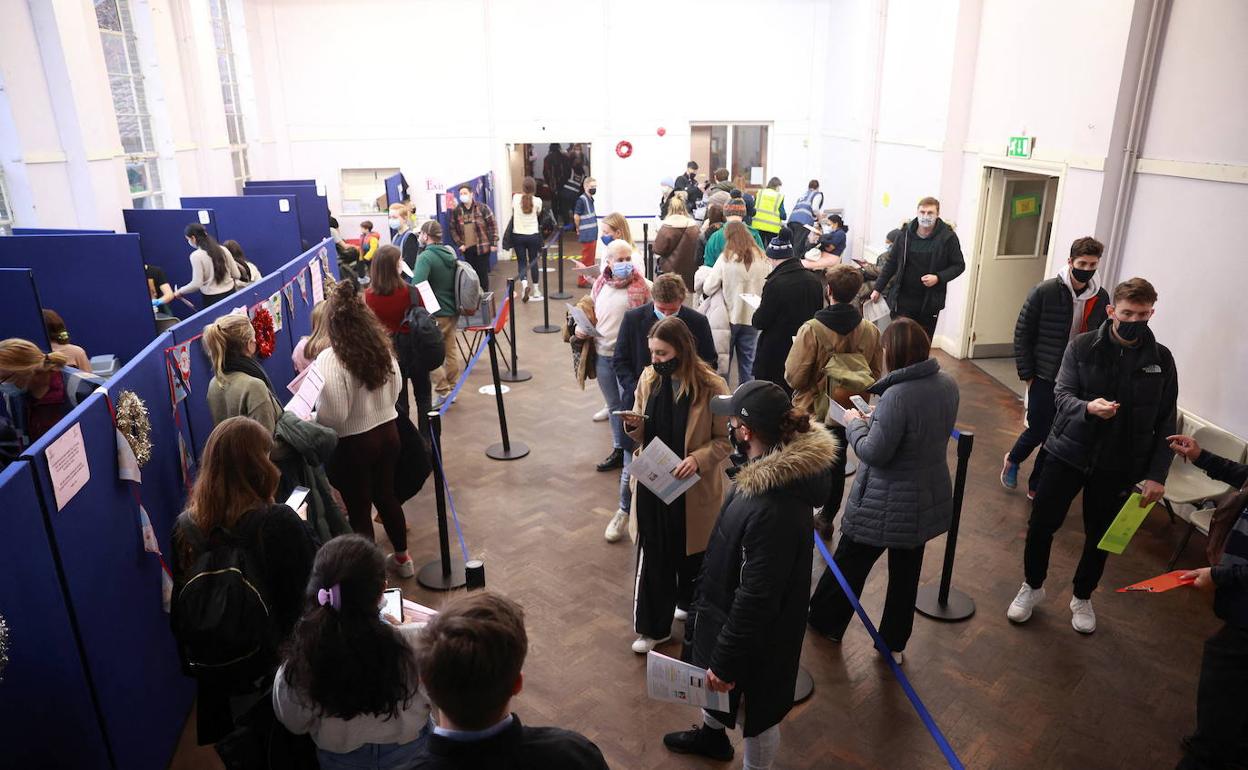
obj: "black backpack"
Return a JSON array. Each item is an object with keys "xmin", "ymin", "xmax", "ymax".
[
  {"xmin": 395, "ymin": 286, "xmax": 447, "ymax": 371},
  {"xmin": 171, "ymin": 512, "xmax": 276, "ymax": 693}
]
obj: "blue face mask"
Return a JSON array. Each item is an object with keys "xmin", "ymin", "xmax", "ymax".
[
  {"xmin": 654, "ymin": 307, "xmax": 669, "ymax": 320},
  {"xmin": 611, "ymin": 261, "xmax": 634, "ymax": 280},
  {"xmin": 601, "ymin": 234, "xmax": 614, "ymax": 246}
]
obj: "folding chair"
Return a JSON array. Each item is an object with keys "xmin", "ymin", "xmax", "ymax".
[
  {"xmin": 457, "ymin": 294, "xmax": 514, "ymax": 373},
  {"xmin": 1164, "ymin": 425, "xmax": 1247, "ymax": 569}
]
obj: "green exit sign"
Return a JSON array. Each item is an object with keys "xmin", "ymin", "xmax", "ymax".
[{"xmin": 1007, "ymin": 136, "xmax": 1034, "ymax": 158}]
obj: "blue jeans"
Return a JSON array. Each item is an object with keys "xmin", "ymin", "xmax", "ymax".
[
  {"xmin": 317, "ymin": 728, "xmax": 429, "ymax": 770},
  {"xmin": 595, "ymin": 351, "xmax": 634, "ymax": 512},
  {"xmin": 729, "ymin": 323, "xmax": 759, "ymax": 385}
]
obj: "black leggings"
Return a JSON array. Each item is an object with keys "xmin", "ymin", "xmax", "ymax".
[
  {"xmin": 513, "ymin": 232, "xmax": 543, "ymax": 283},
  {"xmin": 327, "ymin": 420, "xmax": 407, "ymax": 552}
]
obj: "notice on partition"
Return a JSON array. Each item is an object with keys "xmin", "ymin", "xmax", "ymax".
[
  {"xmin": 311, "ymin": 261, "xmax": 325, "ymax": 304},
  {"xmin": 628, "ymin": 437, "xmax": 699, "ymax": 505},
  {"xmin": 1097, "ymin": 493, "xmax": 1156, "ymax": 554},
  {"xmin": 415, "ymin": 280, "xmax": 441, "ymax": 315},
  {"xmin": 286, "ymin": 363, "xmax": 325, "ymax": 420},
  {"xmin": 47, "ymin": 422, "xmax": 90, "ymax": 510},
  {"xmin": 647, "ymin": 651, "xmax": 728, "ymax": 711}
]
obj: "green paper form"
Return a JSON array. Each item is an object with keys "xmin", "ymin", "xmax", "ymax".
[{"xmin": 1097, "ymin": 493, "xmax": 1156, "ymax": 554}]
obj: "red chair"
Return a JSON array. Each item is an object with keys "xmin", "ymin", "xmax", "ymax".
[{"xmin": 457, "ymin": 295, "xmax": 514, "ymax": 373}]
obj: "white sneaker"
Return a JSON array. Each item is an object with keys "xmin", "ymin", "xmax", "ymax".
[
  {"xmin": 521, "ymin": 281, "xmax": 531, "ymax": 302},
  {"xmin": 1007, "ymin": 583, "xmax": 1046, "ymax": 623},
  {"xmin": 386, "ymin": 553, "xmax": 415, "ymax": 579},
  {"xmin": 631, "ymin": 635, "xmax": 671, "ymax": 654},
  {"xmin": 530, "ymin": 289, "xmax": 543, "ymax": 301},
  {"xmin": 673, "ymin": 607, "xmax": 688, "ymax": 622},
  {"xmin": 593, "ymin": 407, "xmax": 610, "ymax": 422},
  {"xmin": 1070, "ymin": 597, "xmax": 1096, "ymax": 634},
  {"xmin": 604, "ymin": 509, "xmax": 628, "ymax": 542}
]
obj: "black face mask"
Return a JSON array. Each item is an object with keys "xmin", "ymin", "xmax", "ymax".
[
  {"xmin": 727, "ymin": 422, "xmax": 751, "ymax": 457},
  {"xmin": 1071, "ymin": 267, "xmax": 1096, "ymax": 283},
  {"xmin": 652, "ymin": 358, "xmax": 679, "ymax": 377},
  {"xmin": 1115, "ymin": 319, "xmax": 1148, "ymax": 341},
  {"xmin": 587, "ymin": 187, "xmax": 597, "ymax": 196}
]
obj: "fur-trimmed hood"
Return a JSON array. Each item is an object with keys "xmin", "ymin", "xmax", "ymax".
[{"xmin": 734, "ymin": 425, "xmax": 840, "ymax": 500}]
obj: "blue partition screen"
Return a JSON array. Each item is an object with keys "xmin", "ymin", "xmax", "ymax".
[
  {"xmin": 244, "ymin": 184, "xmax": 328, "ymax": 250},
  {"xmin": 244, "ymin": 179, "xmax": 315, "ymax": 187},
  {"xmin": 384, "ymin": 173, "xmax": 405, "ymax": 208},
  {"xmin": 0, "ymin": 268, "xmax": 52, "ymax": 351},
  {"xmin": 0, "ymin": 459, "xmax": 113, "ymax": 769},
  {"xmin": 0, "ymin": 233, "xmax": 154, "ymax": 362},
  {"xmin": 181, "ymin": 195, "xmax": 302, "ymax": 278},
  {"xmin": 122, "ymin": 209, "xmax": 220, "ymax": 319},
  {"xmin": 24, "ymin": 393, "xmax": 193, "ymax": 770}
]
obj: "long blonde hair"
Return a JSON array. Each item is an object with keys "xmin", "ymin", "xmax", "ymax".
[
  {"xmin": 202, "ymin": 314, "xmax": 255, "ymax": 382},
  {"xmin": 0, "ymin": 338, "xmax": 69, "ymax": 376},
  {"xmin": 303, "ymin": 301, "xmax": 331, "ymax": 361},
  {"xmin": 601, "ymin": 212, "xmax": 633, "ymax": 246},
  {"xmin": 723, "ymin": 222, "xmax": 761, "ymax": 270},
  {"xmin": 665, "ymin": 194, "xmax": 689, "ymax": 218}
]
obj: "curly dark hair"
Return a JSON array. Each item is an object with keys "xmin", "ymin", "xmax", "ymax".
[
  {"xmin": 280, "ymin": 535, "xmax": 420, "ymax": 720},
  {"xmin": 754, "ymin": 408, "xmax": 814, "ymax": 446},
  {"xmin": 326, "ymin": 278, "xmax": 395, "ymax": 390}
]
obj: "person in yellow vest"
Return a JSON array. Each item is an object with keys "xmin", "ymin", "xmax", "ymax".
[{"xmin": 752, "ymin": 177, "xmax": 786, "ymax": 243}]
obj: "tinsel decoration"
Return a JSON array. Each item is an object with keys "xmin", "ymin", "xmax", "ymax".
[
  {"xmin": 115, "ymin": 390, "xmax": 153, "ymax": 467},
  {"xmin": 0, "ymin": 613, "xmax": 9, "ymax": 684},
  {"xmin": 251, "ymin": 305, "xmax": 276, "ymax": 359}
]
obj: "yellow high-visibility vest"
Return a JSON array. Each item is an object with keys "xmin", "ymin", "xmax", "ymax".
[{"xmin": 754, "ymin": 188, "xmax": 784, "ymax": 233}]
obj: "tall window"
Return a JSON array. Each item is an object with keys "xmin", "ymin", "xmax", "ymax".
[
  {"xmin": 0, "ymin": 173, "xmax": 13, "ymax": 235},
  {"xmin": 209, "ymin": 0, "xmax": 249, "ymax": 193},
  {"xmin": 95, "ymin": 0, "xmax": 163, "ymax": 208},
  {"xmin": 690, "ymin": 123, "xmax": 770, "ymax": 191}
]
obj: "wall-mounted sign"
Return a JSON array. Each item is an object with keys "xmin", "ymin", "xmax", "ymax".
[
  {"xmin": 1011, "ymin": 194, "xmax": 1040, "ymax": 219},
  {"xmin": 1007, "ymin": 136, "xmax": 1034, "ymax": 159}
]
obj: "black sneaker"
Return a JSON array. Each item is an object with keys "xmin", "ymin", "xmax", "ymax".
[
  {"xmin": 596, "ymin": 448, "xmax": 624, "ymax": 472},
  {"xmin": 663, "ymin": 725, "xmax": 734, "ymax": 761}
]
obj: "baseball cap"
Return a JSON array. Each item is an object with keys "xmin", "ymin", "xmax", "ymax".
[{"xmin": 710, "ymin": 380, "xmax": 791, "ymax": 434}]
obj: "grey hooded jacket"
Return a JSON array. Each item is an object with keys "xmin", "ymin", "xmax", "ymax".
[{"xmin": 840, "ymin": 357, "xmax": 960, "ymax": 549}]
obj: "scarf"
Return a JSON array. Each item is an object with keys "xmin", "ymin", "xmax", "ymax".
[
  {"xmin": 635, "ymin": 373, "xmax": 690, "ymax": 520},
  {"xmin": 223, "ymin": 352, "xmax": 277, "ymax": 397},
  {"xmin": 591, "ymin": 268, "xmax": 650, "ymax": 308}
]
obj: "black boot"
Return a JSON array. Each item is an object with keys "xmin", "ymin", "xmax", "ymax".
[
  {"xmin": 596, "ymin": 448, "xmax": 624, "ymax": 472},
  {"xmin": 663, "ymin": 724, "xmax": 734, "ymax": 761}
]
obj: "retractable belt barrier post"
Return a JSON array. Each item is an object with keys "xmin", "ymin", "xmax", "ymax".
[
  {"xmin": 418, "ymin": 410, "xmax": 466, "ymax": 590},
  {"xmin": 498, "ymin": 278, "xmax": 532, "ymax": 383},
  {"xmin": 550, "ymin": 230, "xmax": 571, "ymax": 300},
  {"xmin": 915, "ymin": 429, "xmax": 976, "ymax": 621},
  {"xmin": 533, "ymin": 244, "xmax": 560, "ymax": 334},
  {"xmin": 485, "ymin": 327, "xmax": 530, "ymax": 460},
  {"xmin": 643, "ymin": 223, "xmax": 653, "ymax": 280}
]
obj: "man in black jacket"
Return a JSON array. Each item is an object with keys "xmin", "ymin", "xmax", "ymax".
[
  {"xmin": 751, "ymin": 229, "xmax": 824, "ymax": 392},
  {"xmin": 870, "ymin": 196, "xmax": 965, "ymax": 340},
  {"xmin": 1168, "ymin": 433, "xmax": 1248, "ymax": 770},
  {"xmin": 413, "ymin": 592, "xmax": 608, "ymax": 769},
  {"xmin": 664, "ymin": 381, "xmax": 836, "ymax": 767},
  {"xmin": 1004, "ymin": 237, "xmax": 1111, "ymax": 498},
  {"xmin": 1007, "ymin": 277, "xmax": 1178, "ymax": 635},
  {"xmin": 673, "ymin": 161, "xmax": 703, "ymax": 214},
  {"xmin": 614, "ymin": 273, "xmax": 717, "ymax": 409}
]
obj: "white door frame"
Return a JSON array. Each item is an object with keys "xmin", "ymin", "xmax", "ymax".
[{"xmin": 955, "ymin": 155, "xmax": 1068, "ymax": 359}]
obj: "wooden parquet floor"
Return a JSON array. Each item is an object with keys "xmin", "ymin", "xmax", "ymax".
[{"xmin": 173, "ymin": 265, "xmax": 1216, "ymax": 770}]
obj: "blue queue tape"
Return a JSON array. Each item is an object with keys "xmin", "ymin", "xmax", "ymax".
[
  {"xmin": 429, "ymin": 434, "xmax": 470, "ymax": 563},
  {"xmin": 813, "ymin": 534, "xmax": 965, "ymax": 770}
]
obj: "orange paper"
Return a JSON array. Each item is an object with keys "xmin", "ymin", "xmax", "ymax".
[{"xmin": 1117, "ymin": 570, "xmax": 1196, "ymax": 593}]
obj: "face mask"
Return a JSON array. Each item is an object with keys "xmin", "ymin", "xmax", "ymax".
[
  {"xmin": 387, "ymin": 217, "xmax": 402, "ymax": 229},
  {"xmin": 611, "ymin": 261, "xmax": 634, "ymax": 280},
  {"xmin": 587, "ymin": 187, "xmax": 597, "ymax": 196},
  {"xmin": 652, "ymin": 358, "xmax": 679, "ymax": 377},
  {"xmin": 601, "ymin": 234, "xmax": 614, "ymax": 246},
  {"xmin": 459, "ymin": 195, "xmax": 471, "ymax": 205},
  {"xmin": 661, "ymin": 186, "xmax": 672, "ymax": 195},
  {"xmin": 728, "ymin": 422, "xmax": 750, "ymax": 456},
  {"xmin": 1114, "ymin": 318, "xmax": 1148, "ymax": 341},
  {"xmin": 1071, "ymin": 267, "xmax": 1096, "ymax": 283},
  {"xmin": 918, "ymin": 214, "xmax": 936, "ymax": 228},
  {"xmin": 654, "ymin": 307, "xmax": 670, "ymax": 320}
]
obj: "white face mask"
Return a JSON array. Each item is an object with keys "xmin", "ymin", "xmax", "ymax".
[
  {"xmin": 459, "ymin": 194, "xmax": 472, "ymax": 205},
  {"xmin": 918, "ymin": 214, "xmax": 937, "ymax": 228}
]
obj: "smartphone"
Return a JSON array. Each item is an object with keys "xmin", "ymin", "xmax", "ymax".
[
  {"xmin": 850, "ymin": 395, "xmax": 872, "ymax": 413},
  {"xmin": 285, "ymin": 486, "xmax": 311, "ymax": 518},
  {"xmin": 612, "ymin": 410, "xmax": 647, "ymax": 420},
  {"xmin": 381, "ymin": 587, "xmax": 403, "ymax": 622}
]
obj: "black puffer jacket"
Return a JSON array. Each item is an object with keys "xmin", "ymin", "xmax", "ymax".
[
  {"xmin": 751, "ymin": 259, "xmax": 825, "ymax": 388},
  {"xmin": 1013, "ymin": 272, "xmax": 1110, "ymax": 382},
  {"xmin": 873, "ymin": 218, "xmax": 964, "ymax": 314},
  {"xmin": 1045, "ymin": 320, "xmax": 1178, "ymax": 483},
  {"xmin": 689, "ymin": 427, "xmax": 838, "ymax": 737}
]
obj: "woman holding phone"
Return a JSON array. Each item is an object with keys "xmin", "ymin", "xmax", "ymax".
[
  {"xmin": 620, "ymin": 316, "xmax": 732, "ymax": 654},
  {"xmin": 275, "ymin": 534, "xmax": 432, "ymax": 769}
]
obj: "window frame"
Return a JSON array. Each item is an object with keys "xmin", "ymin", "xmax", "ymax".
[
  {"xmin": 690, "ymin": 121, "xmax": 772, "ymax": 191},
  {"xmin": 209, "ymin": 0, "xmax": 250, "ymax": 193},
  {"xmin": 95, "ymin": 0, "xmax": 164, "ymax": 208}
]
